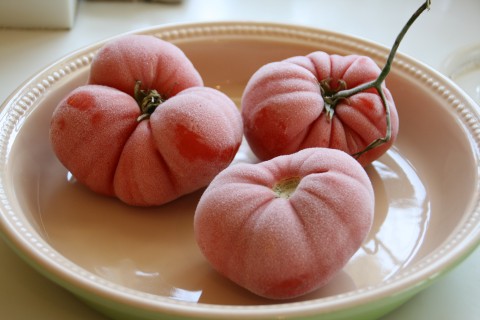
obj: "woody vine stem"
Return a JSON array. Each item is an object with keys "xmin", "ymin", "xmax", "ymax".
[{"xmin": 322, "ymin": 0, "xmax": 431, "ymax": 159}]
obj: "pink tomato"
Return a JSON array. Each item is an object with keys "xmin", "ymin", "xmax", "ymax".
[
  {"xmin": 194, "ymin": 147, "xmax": 374, "ymax": 299},
  {"xmin": 241, "ymin": 51, "xmax": 399, "ymax": 167},
  {"xmin": 50, "ymin": 35, "xmax": 243, "ymax": 206}
]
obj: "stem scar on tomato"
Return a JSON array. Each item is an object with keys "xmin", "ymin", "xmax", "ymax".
[
  {"xmin": 318, "ymin": 0, "xmax": 431, "ymax": 159},
  {"xmin": 273, "ymin": 177, "xmax": 302, "ymax": 199}
]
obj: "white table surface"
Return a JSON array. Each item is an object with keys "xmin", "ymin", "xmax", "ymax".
[{"xmin": 1, "ymin": 0, "xmax": 479, "ymax": 319}]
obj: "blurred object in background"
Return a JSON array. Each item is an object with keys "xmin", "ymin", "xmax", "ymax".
[
  {"xmin": 0, "ymin": 0, "xmax": 77, "ymax": 29},
  {"xmin": 88, "ymin": 0, "xmax": 182, "ymax": 3},
  {"xmin": 0, "ymin": 0, "xmax": 182, "ymax": 30},
  {"xmin": 442, "ymin": 44, "xmax": 480, "ymax": 105}
]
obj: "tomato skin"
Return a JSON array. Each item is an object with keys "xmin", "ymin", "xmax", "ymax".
[
  {"xmin": 194, "ymin": 147, "xmax": 374, "ymax": 299},
  {"xmin": 88, "ymin": 34, "xmax": 203, "ymax": 97},
  {"xmin": 114, "ymin": 87, "xmax": 243, "ymax": 206},
  {"xmin": 241, "ymin": 51, "xmax": 399, "ymax": 167},
  {"xmin": 50, "ymin": 85, "xmax": 243, "ymax": 207},
  {"xmin": 50, "ymin": 85, "xmax": 139, "ymax": 196}
]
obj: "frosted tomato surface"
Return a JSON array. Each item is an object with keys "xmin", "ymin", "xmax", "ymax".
[
  {"xmin": 88, "ymin": 34, "xmax": 203, "ymax": 97},
  {"xmin": 194, "ymin": 148, "xmax": 374, "ymax": 299},
  {"xmin": 241, "ymin": 51, "xmax": 399, "ymax": 167},
  {"xmin": 50, "ymin": 85, "xmax": 243, "ymax": 206},
  {"xmin": 50, "ymin": 34, "xmax": 243, "ymax": 206}
]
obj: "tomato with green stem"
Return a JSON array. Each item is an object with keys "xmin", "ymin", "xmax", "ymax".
[{"xmin": 241, "ymin": 1, "xmax": 431, "ymax": 166}]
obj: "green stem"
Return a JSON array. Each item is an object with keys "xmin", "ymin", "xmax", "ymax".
[{"xmin": 325, "ymin": 0, "xmax": 431, "ymax": 158}]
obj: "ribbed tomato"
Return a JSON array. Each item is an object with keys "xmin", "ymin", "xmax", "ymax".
[
  {"xmin": 194, "ymin": 147, "xmax": 374, "ymax": 299},
  {"xmin": 241, "ymin": 51, "xmax": 399, "ymax": 167},
  {"xmin": 50, "ymin": 35, "xmax": 243, "ymax": 206}
]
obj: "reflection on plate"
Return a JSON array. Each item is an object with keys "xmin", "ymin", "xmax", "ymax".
[{"xmin": 1, "ymin": 22, "xmax": 480, "ymax": 320}]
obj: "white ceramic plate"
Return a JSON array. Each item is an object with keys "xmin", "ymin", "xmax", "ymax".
[{"xmin": 1, "ymin": 22, "xmax": 480, "ymax": 320}]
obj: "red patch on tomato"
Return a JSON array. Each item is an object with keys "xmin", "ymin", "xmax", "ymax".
[
  {"xmin": 67, "ymin": 93, "xmax": 95, "ymax": 111},
  {"xmin": 174, "ymin": 124, "xmax": 237, "ymax": 163},
  {"xmin": 91, "ymin": 112, "xmax": 104, "ymax": 126},
  {"xmin": 55, "ymin": 118, "xmax": 66, "ymax": 131},
  {"xmin": 265, "ymin": 274, "xmax": 310, "ymax": 297},
  {"xmin": 175, "ymin": 124, "xmax": 216, "ymax": 161}
]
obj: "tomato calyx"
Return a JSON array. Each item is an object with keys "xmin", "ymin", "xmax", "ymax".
[
  {"xmin": 319, "ymin": 78, "xmax": 347, "ymax": 121},
  {"xmin": 134, "ymin": 80, "xmax": 166, "ymax": 122}
]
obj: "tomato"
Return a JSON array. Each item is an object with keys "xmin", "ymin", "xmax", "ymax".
[
  {"xmin": 194, "ymin": 147, "xmax": 374, "ymax": 299},
  {"xmin": 50, "ymin": 35, "xmax": 243, "ymax": 206},
  {"xmin": 241, "ymin": 51, "xmax": 399, "ymax": 167}
]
